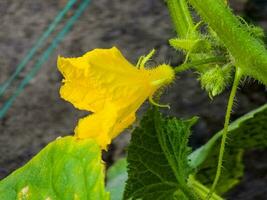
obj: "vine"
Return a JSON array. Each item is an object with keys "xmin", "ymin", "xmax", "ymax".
[{"xmin": 166, "ymin": 0, "xmax": 267, "ymax": 198}]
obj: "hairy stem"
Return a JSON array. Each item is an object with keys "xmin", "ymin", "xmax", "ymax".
[
  {"xmin": 166, "ymin": 0, "xmax": 195, "ymax": 38},
  {"xmin": 207, "ymin": 67, "xmax": 243, "ymax": 199},
  {"xmin": 174, "ymin": 56, "xmax": 227, "ymax": 73},
  {"xmin": 188, "ymin": 176, "xmax": 223, "ymax": 200},
  {"xmin": 187, "ymin": 0, "xmax": 267, "ymax": 85}
]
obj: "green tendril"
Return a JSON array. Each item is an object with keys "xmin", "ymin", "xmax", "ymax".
[
  {"xmin": 149, "ymin": 95, "xmax": 170, "ymax": 109},
  {"xmin": 206, "ymin": 67, "xmax": 243, "ymax": 199}
]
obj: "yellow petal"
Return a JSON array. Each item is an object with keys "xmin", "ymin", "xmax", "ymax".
[
  {"xmin": 74, "ymin": 104, "xmax": 117, "ymax": 149},
  {"xmin": 110, "ymin": 112, "xmax": 136, "ymax": 140},
  {"xmin": 75, "ymin": 105, "xmax": 136, "ymax": 149},
  {"xmin": 58, "ymin": 47, "xmax": 143, "ymax": 112},
  {"xmin": 58, "ymin": 47, "xmax": 175, "ymax": 148}
]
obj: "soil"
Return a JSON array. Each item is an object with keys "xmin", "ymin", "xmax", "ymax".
[{"xmin": 0, "ymin": 0, "xmax": 266, "ymax": 199}]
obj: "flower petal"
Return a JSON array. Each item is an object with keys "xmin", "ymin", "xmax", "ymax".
[
  {"xmin": 74, "ymin": 104, "xmax": 117, "ymax": 149},
  {"xmin": 58, "ymin": 47, "xmax": 149, "ymax": 113},
  {"xmin": 58, "ymin": 47, "xmax": 175, "ymax": 148}
]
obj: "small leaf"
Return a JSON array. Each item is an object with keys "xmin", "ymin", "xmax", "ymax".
[
  {"xmin": 0, "ymin": 136, "xmax": 109, "ymax": 200},
  {"xmin": 189, "ymin": 103, "xmax": 267, "ymax": 194},
  {"xmin": 124, "ymin": 108, "xmax": 198, "ymax": 200},
  {"xmin": 107, "ymin": 158, "xmax": 128, "ymax": 200},
  {"xmin": 169, "ymin": 38, "xmax": 210, "ymax": 53}
]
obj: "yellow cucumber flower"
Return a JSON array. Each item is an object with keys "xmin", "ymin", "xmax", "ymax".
[{"xmin": 58, "ymin": 47, "xmax": 174, "ymax": 149}]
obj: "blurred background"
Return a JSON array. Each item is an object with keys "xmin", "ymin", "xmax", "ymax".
[{"xmin": 0, "ymin": 0, "xmax": 266, "ymax": 199}]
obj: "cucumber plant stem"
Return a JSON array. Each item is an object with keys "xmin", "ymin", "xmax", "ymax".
[
  {"xmin": 174, "ymin": 56, "xmax": 227, "ymax": 73},
  {"xmin": 166, "ymin": 0, "xmax": 194, "ymax": 38},
  {"xmin": 188, "ymin": 176, "xmax": 223, "ymax": 200},
  {"xmin": 188, "ymin": 0, "xmax": 267, "ymax": 85},
  {"xmin": 206, "ymin": 67, "xmax": 242, "ymax": 199}
]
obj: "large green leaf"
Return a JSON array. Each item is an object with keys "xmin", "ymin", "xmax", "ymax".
[
  {"xmin": 0, "ymin": 136, "xmax": 109, "ymax": 200},
  {"xmin": 189, "ymin": 103, "xmax": 267, "ymax": 194},
  {"xmin": 123, "ymin": 108, "xmax": 198, "ymax": 200},
  {"xmin": 106, "ymin": 158, "xmax": 128, "ymax": 200}
]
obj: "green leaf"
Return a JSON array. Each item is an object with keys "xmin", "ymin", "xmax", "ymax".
[
  {"xmin": 0, "ymin": 136, "xmax": 109, "ymax": 200},
  {"xmin": 169, "ymin": 38, "xmax": 210, "ymax": 53},
  {"xmin": 189, "ymin": 103, "xmax": 267, "ymax": 194},
  {"xmin": 107, "ymin": 158, "xmax": 128, "ymax": 200},
  {"xmin": 123, "ymin": 108, "xmax": 198, "ymax": 200}
]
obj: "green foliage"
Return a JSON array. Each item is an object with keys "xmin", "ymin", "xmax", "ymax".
[
  {"xmin": 195, "ymin": 142, "xmax": 244, "ymax": 195},
  {"xmin": 189, "ymin": 104, "xmax": 267, "ymax": 194},
  {"xmin": 166, "ymin": 0, "xmax": 195, "ymax": 38},
  {"xmin": 0, "ymin": 136, "xmax": 109, "ymax": 200},
  {"xmin": 124, "ymin": 108, "xmax": 198, "ymax": 200},
  {"xmin": 107, "ymin": 158, "xmax": 128, "ymax": 200},
  {"xmin": 187, "ymin": 0, "xmax": 267, "ymax": 85},
  {"xmin": 169, "ymin": 38, "xmax": 211, "ymax": 54}
]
